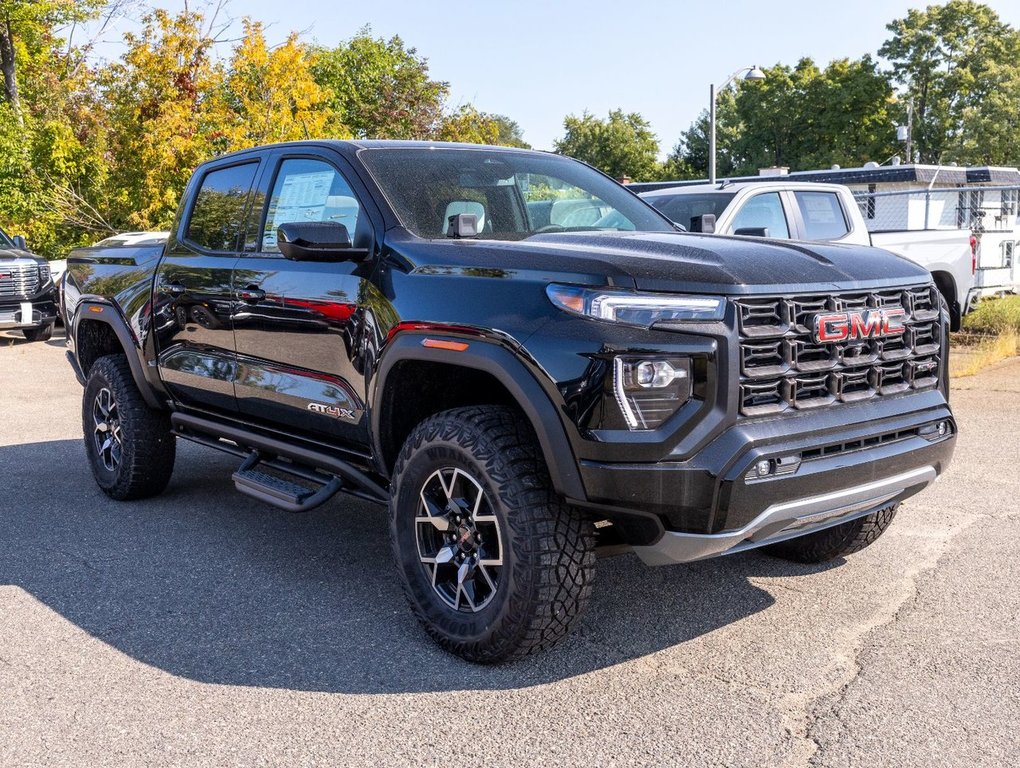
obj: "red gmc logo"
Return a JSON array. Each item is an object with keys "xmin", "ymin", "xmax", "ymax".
[{"xmin": 813, "ymin": 307, "xmax": 907, "ymax": 343}]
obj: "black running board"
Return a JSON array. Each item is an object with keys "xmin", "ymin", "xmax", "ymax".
[
  {"xmin": 232, "ymin": 452, "xmax": 344, "ymax": 512},
  {"xmin": 170, "ymin": 412, "xmax": 389, "ymax": 506}
]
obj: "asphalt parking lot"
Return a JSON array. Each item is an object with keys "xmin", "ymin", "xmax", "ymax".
[{"xmin": 1, "ymin": 329, "xmax": 1018, "ymax": 767}]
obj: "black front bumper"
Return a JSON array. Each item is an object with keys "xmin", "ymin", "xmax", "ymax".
[
  {"xmin": 0, "ymin": 292, "xmax": 58, "ymax": 330},
  {"xmin": 576, "ymin": 390, "xmax": 955, "ymax": 560}
]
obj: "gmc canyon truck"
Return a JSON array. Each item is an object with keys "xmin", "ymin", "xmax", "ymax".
[
  {"xmin": 64, "ymin": 141, "xmax": 957, "ymax": 662},
  {"xmin": 1, "ymin": 227, "xmax": 58, "ymax": 341}
]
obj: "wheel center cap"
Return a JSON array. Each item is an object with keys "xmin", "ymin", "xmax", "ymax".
[{"xmin": 456, "ymin": 524, "xmax": 475, "ymax": 551}]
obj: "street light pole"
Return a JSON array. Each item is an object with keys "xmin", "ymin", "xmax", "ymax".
[
  {"xmin": 708, "ymin": 65, "xmax": 766, "ymax": 185},
  {"xmin": 709, "ymin": 82, "xmax": 717, "ymax": 185}
]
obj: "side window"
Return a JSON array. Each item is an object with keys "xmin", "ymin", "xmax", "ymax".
[
  {"xmin": 795, "ymin": 191, "xmax": 850, "ymax": 240},
  {"xmin": 185, "ymin": 162, "xmax": 258, "ymax": 252},
  {"xmin": 262, "ymin": 158, "xmax": 361, "ymax": 252},
  {"xmin": 730, "ymin": 192, "xmax": 790, "ymax": 238}
]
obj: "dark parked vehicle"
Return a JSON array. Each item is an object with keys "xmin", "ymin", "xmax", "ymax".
[
  {"xmin": 64, "ymin": 141, "xmax": 956, "ymax": 662},
  {"xmin": 0, "ymin": 228, "xmax": 58, "ymax": 341}
]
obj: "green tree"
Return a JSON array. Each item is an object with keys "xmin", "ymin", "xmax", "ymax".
[
  {"xmin": 0, "ymin": 0, "xmax": 104, "ymax": 120},
  {"xmin": 101, "ymin": 8, "xmax": 225, "ymax": 230},
  {"xmin": 668, "ymin": 57, "xmax": 895, "ymax": 179},
  {"xmin": 880, "ymin": 0, "xmax": 1020, "ymax": 164},
  {"xmin": 436, "ymin": 104, "xmax": 500, "ymax": 144},
  {"xmin": 0, "ymin": 0, "xmax": 110, "ymax": 257},
  {"xmin": 312, "ymin": 29, "xmax": 447, "ymax": 139},
  {"xmin": 554, "ymin": 109, "xmax": 660, "ymax": 181},
  {"xmin": 435, "ymin": 106, "xmax": 528, "ymax": 147},
  {"xmin": 491, "ymin": 114, "xmax": 529, "ymax": 148},
  {"xmin": 213, "ymin": 19, "xmax": 341, "ymax": 148}
]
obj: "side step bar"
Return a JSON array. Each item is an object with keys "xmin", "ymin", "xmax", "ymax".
[
  {"xmin": 170, "ymin": 412, "xmax": 389, "ymax": 507},
  {"xmin": 232, "ymin": 451, "xmax": 345, "ymax": 513}
]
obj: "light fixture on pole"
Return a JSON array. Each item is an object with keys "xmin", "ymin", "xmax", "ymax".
[{"xmin": 709, "ymin": 65, "xmax": 766, "ymax": 185}]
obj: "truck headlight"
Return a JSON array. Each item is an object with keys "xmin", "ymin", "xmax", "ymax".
[
  {"xmin": 614, "ymin": 356, "xmax": 691, "ymax": 430},
  {"xmin": 546, "ymin": 284, "xmax": 725, "ymax": 328},
  {"xmin": 39, "ymin": 263, "xmax": 51, "ymax": 284}
]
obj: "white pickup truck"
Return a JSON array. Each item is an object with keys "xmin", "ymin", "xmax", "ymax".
[{"xmin": 641, "ymin": 181, "xmax": 974, "ymax": 329}]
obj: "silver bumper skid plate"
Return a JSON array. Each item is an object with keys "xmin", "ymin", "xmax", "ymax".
[{"xmin": 633, "ymin": 466, "xmax": 937, "ymax": 565}]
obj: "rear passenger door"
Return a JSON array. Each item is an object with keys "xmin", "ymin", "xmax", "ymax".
[
  {"xmin": 230, "ymin": 151, "xmax": 380, "ymax": 452},
  {"xmin": 153, "ymin": 159, "xmax": 261, "ymax": 412}
]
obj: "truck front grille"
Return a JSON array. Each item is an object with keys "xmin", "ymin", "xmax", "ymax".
[
  {"xmin": 0, "ymin": 262, "xmax": 40, "ymax": 298},
  {"xmin": 736, "ymin": 285, "xmax": 942, "ymax": 417}
]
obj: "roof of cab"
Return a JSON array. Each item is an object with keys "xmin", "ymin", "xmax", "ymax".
[{"xmin": 199, "ymin": 139, "xmax": 546, "ymax": 164}]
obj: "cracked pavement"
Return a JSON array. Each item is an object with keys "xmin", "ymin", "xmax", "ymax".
[{"xmin": 1, "ymin": 331, "xmax": 1018, "ymax": 767}]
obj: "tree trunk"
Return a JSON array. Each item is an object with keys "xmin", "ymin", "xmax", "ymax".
[{"xmin": 0, "ymin": 14, "xmax": 21, "ymax": 124}]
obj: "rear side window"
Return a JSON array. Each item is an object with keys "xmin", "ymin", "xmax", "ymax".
[
  {"xmin": 730, "ymin": 192, "xmax": 790, "ymax": 238},
  {"xmin": 795, "ymin": 191, "xmax": 850, "ymax": 240},
  {"xmin": 185, "ymin": 162, "xmax": 258, "ymax": 252}
]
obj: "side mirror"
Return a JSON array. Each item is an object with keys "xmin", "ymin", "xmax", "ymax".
[
  {"xmin": 12, "ymin": 235, "xmax": 27, "ymax": 250},
  {"xmin": 733, "ymin": 227, "xmax": 770, "ymax": 237},
  {"xmin": 277, "ymin": 221, "xmax": 368, "ymax": 262},
  {"xmin": 447, "ymin": 213, "xmax": 479, "ymax": 238},
  {"xmin": 690, "ymin": 213, "xmax": 716, "ymax": 234}
]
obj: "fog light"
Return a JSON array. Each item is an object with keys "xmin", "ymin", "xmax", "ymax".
[
  {"xmin": 755, "ymin": 459, "xmax": 773, "ymax": 477},
  {"xmin": 937, "ymin": 421, "xmax": 947, "ymax": 436}
]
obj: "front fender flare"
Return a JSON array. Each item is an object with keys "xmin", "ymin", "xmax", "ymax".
[{"xmin": 371, "ymin": 332, "xmax": 586, "ymax": 501}]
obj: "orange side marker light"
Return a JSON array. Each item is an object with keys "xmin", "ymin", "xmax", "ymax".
[{"xmin": 422, "ymin": 338, "xmax": 469, "ymax": 352}]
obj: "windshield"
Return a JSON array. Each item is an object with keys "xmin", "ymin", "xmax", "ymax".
[
  {"xmin": 644, "ymin": 192, "xmax": 736, "ymax": 231},
  {"xmin": 0, "ymin": 227, "xmax": 14, "ymax": 249},
  {"xmin": 360, "ymin": 148, "xmax": 674, "ymax": 241}
]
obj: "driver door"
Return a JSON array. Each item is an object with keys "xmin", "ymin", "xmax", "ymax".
[{"xmin": 231, "ymin": 151, "xmax": 380, "ymax": 452}]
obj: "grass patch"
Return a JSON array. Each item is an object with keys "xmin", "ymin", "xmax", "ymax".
[
  {"xmin": 962, "ymin": 295, "xmax": 1020, "ymax": 335},
  {"xmin": 950, "ymin": 329, "xmax": 1019, "ymax": 377},
  {"xmin": 951, "ymin": 295, "xmax": 1020, "ymax": 377}
]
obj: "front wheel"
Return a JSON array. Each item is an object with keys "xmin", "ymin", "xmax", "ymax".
[
  {"xmin": 390, "ymin": 406, "xmax": 595, "ymax": 663},
  {"xmin": 22, "ymin": 323, "xmax": 53, "ymax": 342}
]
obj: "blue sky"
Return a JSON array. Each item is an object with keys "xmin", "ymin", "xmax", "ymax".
[{"xmin": 84, "ymin": 0, "xmax": 1020, "ymax": 155}]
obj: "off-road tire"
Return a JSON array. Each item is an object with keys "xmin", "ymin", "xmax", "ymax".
[
  {"xmin": 83, "ymin": 354, "xmax": 176, "ymax": 500},
  {"xmin": 390, "ymin": 406, "xmax": 595, "ymax": 663},
  {"xmin": 762, "ymin": 504, "xmax": 899, "ymax": 563},
  {"xmin": 22, "ymin": 323, "xmax": 53, "ymax": 342}
]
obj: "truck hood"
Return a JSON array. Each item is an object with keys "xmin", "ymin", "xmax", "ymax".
[
  {"xmin": 396, "ymin": 230, "xmax": 932, "ymax": 295},
  {"xmin": 0, "ymin": 249, "xmax": 41, "ymax": 264}
]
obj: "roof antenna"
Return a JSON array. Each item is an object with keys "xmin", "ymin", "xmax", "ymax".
[{"xmin": 718, "ymin": 179, "xmax": 732, "ymax": 190}]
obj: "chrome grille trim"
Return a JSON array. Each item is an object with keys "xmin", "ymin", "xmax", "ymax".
[
  {"xmin": 0, "ymin": 262, "xmax": 40, "ymax": 298},
  {"xmin": 736, "ymin": 285, "xmax": 943, "ymax": 417}
]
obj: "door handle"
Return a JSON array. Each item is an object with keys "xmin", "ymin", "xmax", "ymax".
[
  {"xmin": 164, "ymin": 282, "xmax": 186, "ymax": 297},
  {"xmin": 238, "ymin": 286, "xmax": 266, "ymax": 303}
]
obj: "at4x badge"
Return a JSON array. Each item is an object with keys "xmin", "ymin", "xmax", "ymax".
[
  {"xmin": 308, "ymin": 402, "xmax": 356, "ymax": 421},
  {"xmin": 813, "ymin": 307, "xmax": 907, "ymax": 344}
]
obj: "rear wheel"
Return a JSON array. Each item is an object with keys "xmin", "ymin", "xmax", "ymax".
[
  {"xmin": 390, "ymin": 406, "xmax": 595, "ymax": 663},
  {"xmin": 82, "ymin": 354, "xmax": 176, "ymax": 500},
  {"xmin": 22, "ymin": 323, "xmax": 53, "ymax": 342},
  {"xmin": 762, "ymin": 505, "xmax": 898, "ymax": 563}
]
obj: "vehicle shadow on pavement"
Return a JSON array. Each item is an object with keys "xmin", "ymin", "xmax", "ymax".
[
  {"xmin": 1, "ymin": 438, "xmax": 839, "ymax": 694},
  {"xmin": 0, "ymin": 328, "xmax": 66, "ymax": 348}
]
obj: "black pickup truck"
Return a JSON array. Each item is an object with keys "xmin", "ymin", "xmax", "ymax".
[
  {"xmin": 1, "ymin": 227, "xmax": 58, "ymax": 341},
  {"xmin": 64, "ymin": 141, "xmax": 956, "ymax": 662}
]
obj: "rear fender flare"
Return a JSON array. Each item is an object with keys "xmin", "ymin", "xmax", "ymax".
[{"xmin": 75, "ymin": 300, "xmax": 163, "ymax": 409}]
